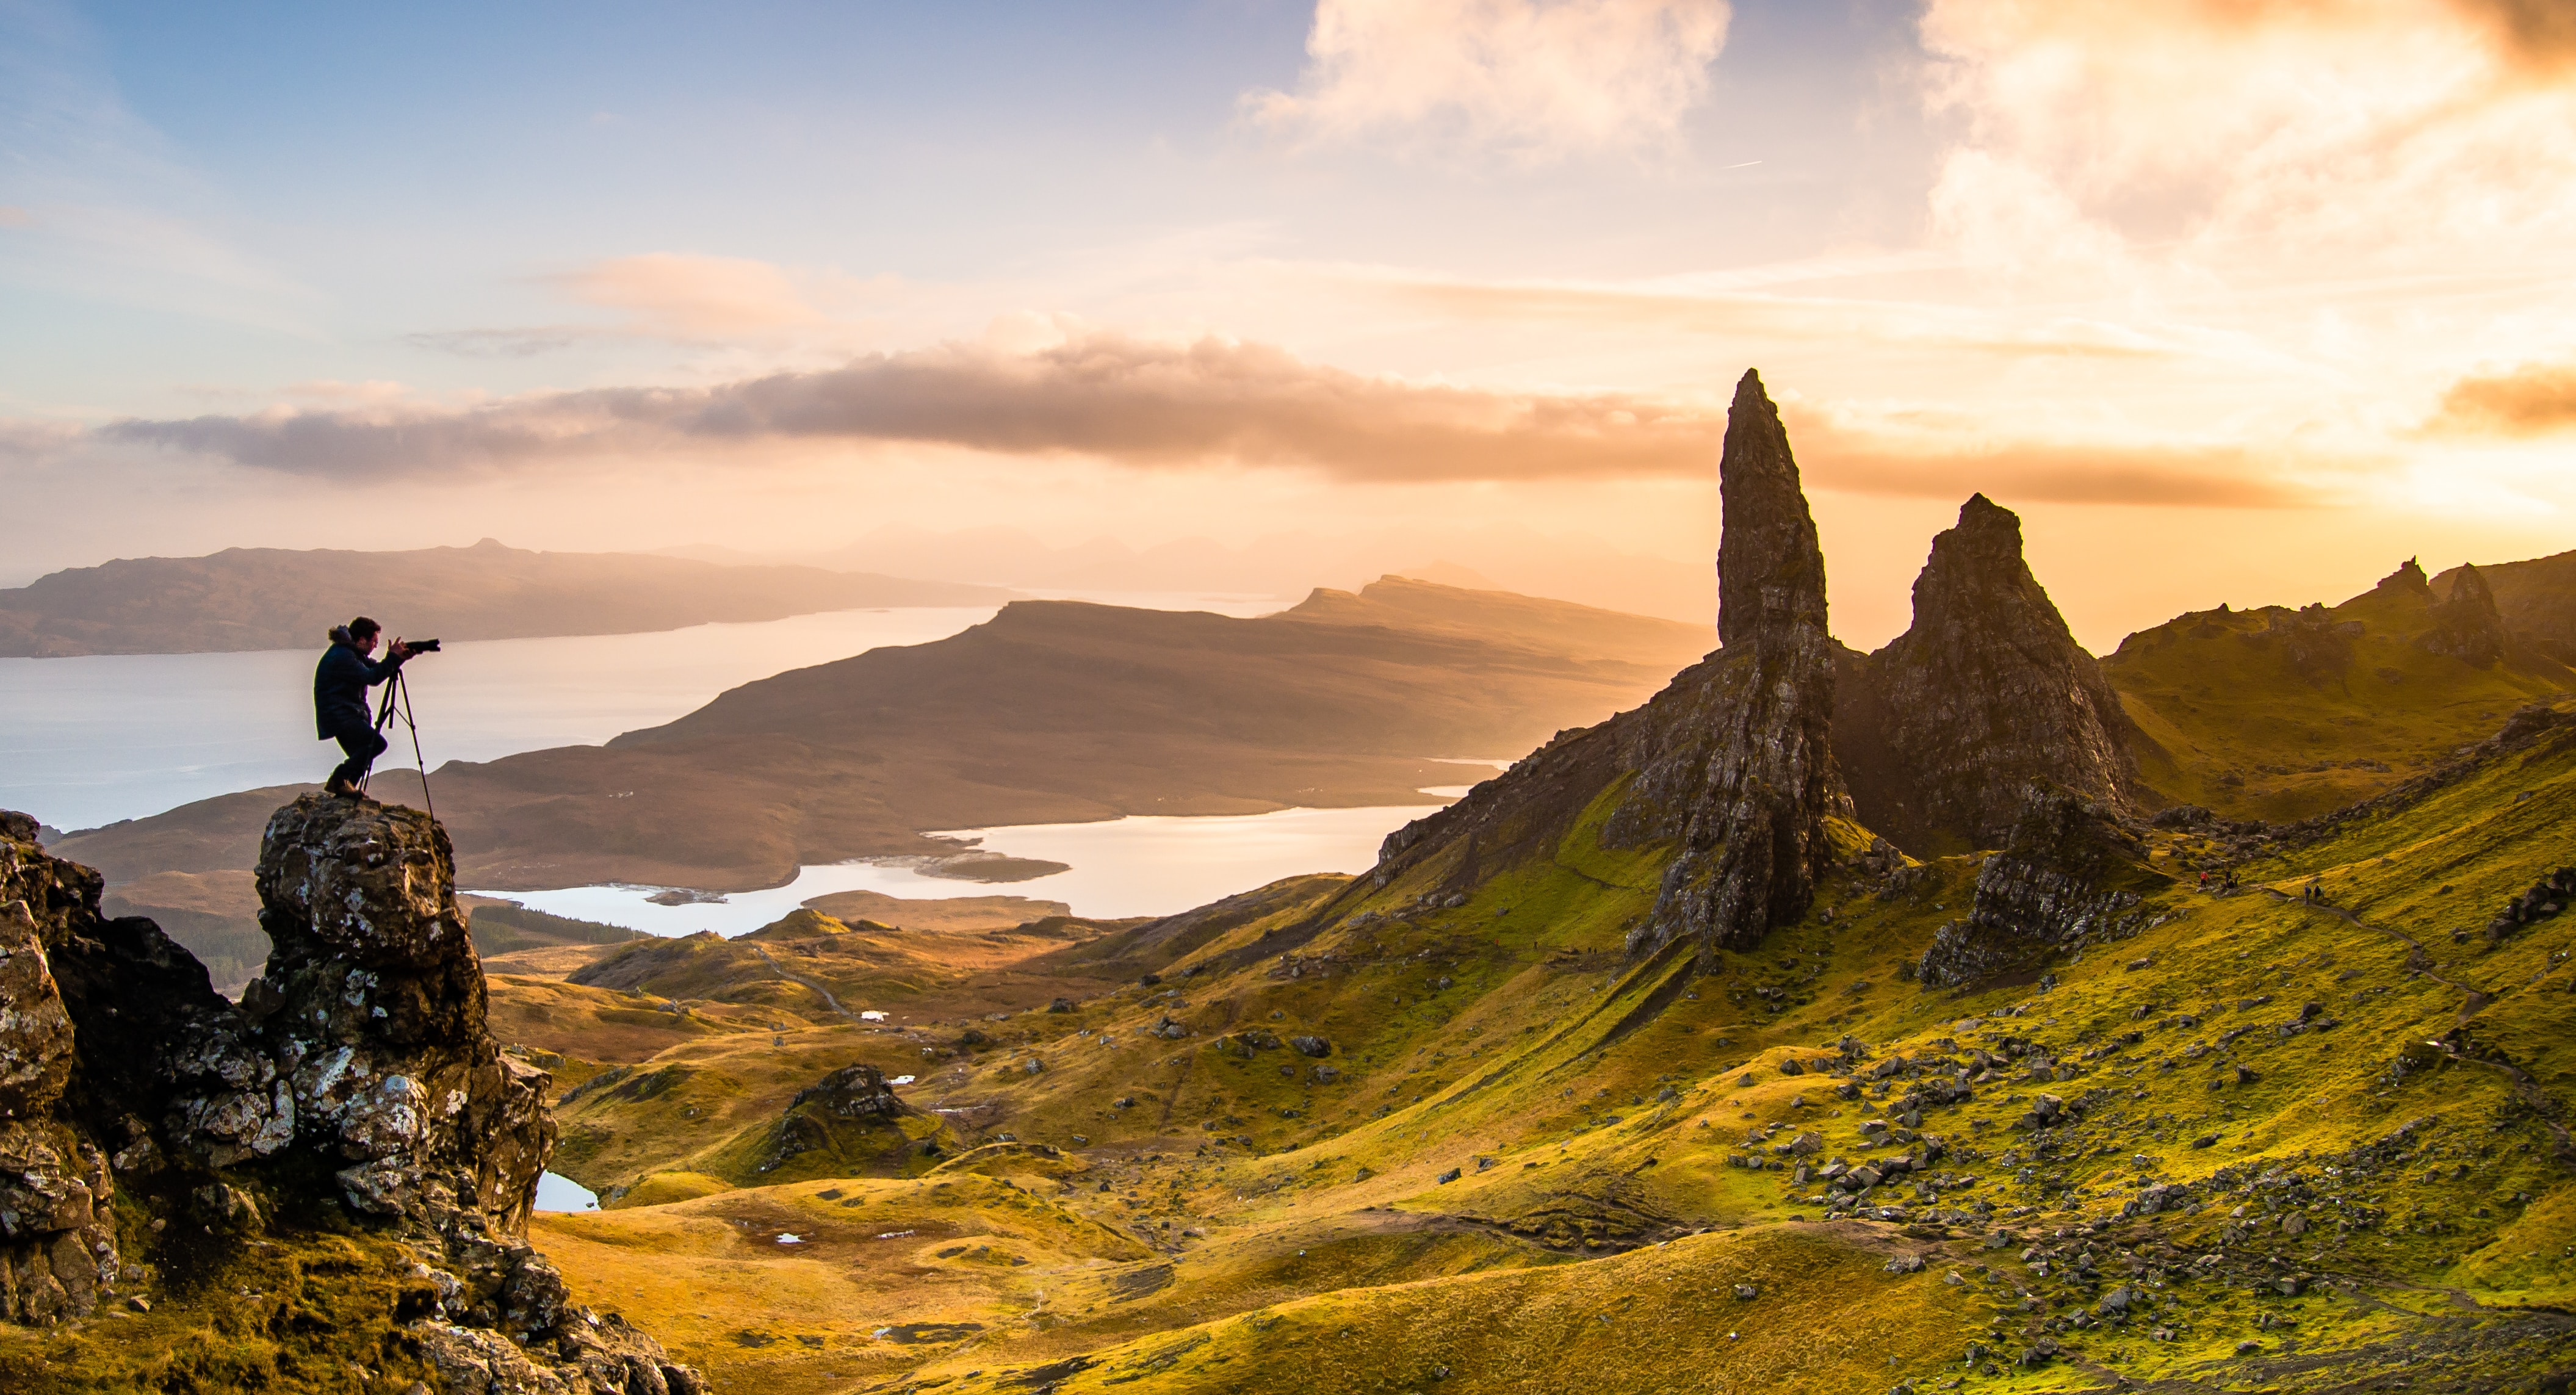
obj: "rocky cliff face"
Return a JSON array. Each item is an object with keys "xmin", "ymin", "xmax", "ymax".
[
  {"xmin": 0, "ymin": 796, "xmax": 702, "ymax": 1391},
  {"xmin": 2421, "ymin": 563, "xmax": 2509, "ymax": 666},
  {"xmin": 1915, "ymin": 789, "xmax": 2172, "ymax": 988},
  {"xmin": 1841, "ymin": 494, "xmax": 2139, "ymax": 854},
  {"xmin": 1619, "ymin": 370, "xmax": 1843, "ymax": 962},
  {"xmin": 0, "ymin": 812, "xmax": 121, "ymax": 1325}
]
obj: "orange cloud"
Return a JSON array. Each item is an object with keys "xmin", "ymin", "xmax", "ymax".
[
  {"xmin": 92, "ymin": 335, "xmax": 2333, "ymax": 507},
  {"xmin": 544, "ymin": 252, "xmax": 828, "ymax": 336},
  {"xmin": 2452, "ymin": 0, "xmax": 2576, "ymax": 72},
  {"xmin": 104, "ymin": 334, "xmax": 1729, "ymax": 482},
  {"xmin": 1784, "ymin": 407, "xmax": 2320, "ymax": 508},
  {"xmin": 2424, "ymin": 358, "xmax": 2576, "ymax": 436}
]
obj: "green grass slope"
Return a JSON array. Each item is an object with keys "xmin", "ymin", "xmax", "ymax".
[
  {"xmin": 511, "ymin": 704, "xmax": 2576, "ymax": 1393},
  {"xmin": 2105, "ymin": 566, "xmax": 2573, "ymax": 821}
]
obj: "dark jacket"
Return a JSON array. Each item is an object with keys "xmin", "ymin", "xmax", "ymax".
[{"xmin": 314, "ymin": 638, "xmax": 405, "ymax": 738}]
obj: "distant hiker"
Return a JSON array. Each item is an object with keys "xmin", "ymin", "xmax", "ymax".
[
  {"xmin": 2198, "ymin": 870, "xmax": 2209, "ymax": 891},
  {"xmin": 315, "ymin": 617, "xmax": 414, "ymax": 796}
]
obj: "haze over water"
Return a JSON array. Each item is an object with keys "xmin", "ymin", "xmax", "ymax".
[{"xmin": 0, "ymin": 595, "xmax": 1280, "ymax": 832}]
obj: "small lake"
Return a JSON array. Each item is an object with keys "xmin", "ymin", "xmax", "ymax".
[
  {"xmin": 533, "ymin": 1170, "xmax": 599, "ymax": 1213},
  {"xmin": 485, "ymin": 790, "xmax": 1492, "ymax": 932},
  {"xmin": 1, "ymin": 592, "xmax": 1286, "ymax": 832}
]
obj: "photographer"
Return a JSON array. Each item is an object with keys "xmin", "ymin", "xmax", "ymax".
[{"xmin": 314, "ymin": 617, "xmax": 416, "ymax": 796}]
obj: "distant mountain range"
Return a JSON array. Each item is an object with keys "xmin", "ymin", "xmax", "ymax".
[
  {"xmin": 0, "ymin": 538, "xmax": 1014, "ymax": 657},
  {"xmin": 663, "ymin": 521, "xmax": 1719, "ymax": 625}
]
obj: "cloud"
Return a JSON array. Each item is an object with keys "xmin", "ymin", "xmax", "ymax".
[
  {"xmin": 2424, "ymin": 358, "xmax": 2576, "ymax": 436},
  {"xmin": 403, "ymin": 327, "xmax": 601, "ymax": 358},
  {"xmin": 93, "ymin": 332, "xmax": 2328, "ymax": 506},
  {"xmin": 104, "ymin": 333, "xmax": 1733, "ymax": 482},
  {"xmin": 543, "ymin": 252, "xmax": 828, "ymax": 336},
  {"xmin": 1783, "ymin": 407, "xmax": 2320, "ymax": 508},
  {"xmin": 0, "ymin": 419, "xmax": 84, "ymax": 460},
  {"xmin": 1917, "ymin": 0, "xmax": 2576, "ymax": 275},
  {"xmin": 1377, "ymin": 264, "xmax": 2201, "ymax": 360},
  {"xmin": 406, "ymin": 253, "xmax": 859, "ymax": 356},
  {"xmin": 2455, "ymin": 0, "xmax": 2576, "ymax": 73},
  {"xmin": 1247, "ymin": 0, "xmax": 1731, "ymax": 161}
]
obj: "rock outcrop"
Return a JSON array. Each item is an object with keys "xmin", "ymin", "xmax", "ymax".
[
  {"xmin": 1916, "ymin": 788, "xmax": 2172, "ymax": 988},
  {"xmin": 0, "ymin": 812, "xmax": 121, "ymax": 1325},
  {"xmin": 1621, "ymin": 370, "xmax": 1844, "ymax": 961},
  {"xmin": 790, "ymin": 1063, "xmax": 908, "ymax": 1122},
  {"xmin": 2420, "ymin": 563, "xmax": 2509, "ymax": 667},
  {"xmin": 0, "ymin": 797, "xmax": 703, "ymax": 1390},
  {"xmin": 746, "ymin": 1062, "xmax": 942, "ymax": 1180},
  {"xmin": 1841, "ymin": 494, "xmax": 2139, "ymax": 854}
]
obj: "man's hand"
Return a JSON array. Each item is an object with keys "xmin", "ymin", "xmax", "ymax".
[{"xmin": 390, "ymin": 638, "xmax": 414, "ymax": 660}]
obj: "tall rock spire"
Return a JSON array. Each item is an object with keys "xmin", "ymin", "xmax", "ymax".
[
  {"xmin": 1843, "ymin": 493, "xmax": 2137, "ymax": 852},
  {"xmin": 1634, "ymin": 370, "xmax": 1842, "ymax": 962},
  {"xmin": 1716, "ymin": 370, "xmax": 1830, "ymax": 651}
]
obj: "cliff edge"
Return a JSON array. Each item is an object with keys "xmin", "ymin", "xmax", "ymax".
[{"xmin": 0, "ymin": 797, "xmax": 701, "ymax": 1393}]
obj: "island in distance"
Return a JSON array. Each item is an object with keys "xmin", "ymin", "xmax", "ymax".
[{"xmin": 0, "ymin": 536, "xmax": 1014, "ymax": 657}]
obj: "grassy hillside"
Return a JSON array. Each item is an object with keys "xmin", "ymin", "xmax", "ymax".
[
  {"xmin": 2439, "ymin": 549, "xmax": 2576, "ymax": 664},
  {"xmin": 496, "ymin": 699, "xmax": 2576, "ymax": 1393},
  {"xmin": 2106, "ymin": 566, "xmax": 2574, "ymax": 821}
]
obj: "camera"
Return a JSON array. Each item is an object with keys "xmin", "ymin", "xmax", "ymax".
[{"xmin": 406, "ymin": 638, "xmax": 442, "ymax": 652}]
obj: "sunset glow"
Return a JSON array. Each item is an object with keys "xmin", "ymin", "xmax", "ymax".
[{"xmin": 6, "ymin": 0, "xmax": 2573, "ymax": 647}]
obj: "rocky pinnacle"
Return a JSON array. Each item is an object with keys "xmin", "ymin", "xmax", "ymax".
[
  {"xmin": 1638, "ymin": 370, "xmax": 1842, "ymax": 964},
  {"xmin": 1855, "ymin": 493, "xmax": 2138, "ymax": 852}
]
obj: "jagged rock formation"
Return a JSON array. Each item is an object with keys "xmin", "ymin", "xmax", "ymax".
[
  {"xmin": 2259, "ymin": 604, "xmax": 2362, "ymax": 683},
  {"xmin": 1839, "ymin": 494, "xmax": 2139, "ymax": 854},
  {"xmin": 2437, "ymin": 547, "xmax": 2576, "ymax": 664},
  {"xmin": 757, "ymin": 1063, "xmax": 928, "ymax": 1177},
  {"xmin": 790, "ymin": 1063, "xmax": 909, "ymax": 1122},
  {"xmin": 0, "ymin": 798, "xmax": 703, "ymax": 1390},
  {"xmin": 0, "ymin": 812, "xmax": 121, "ymax": 1324},
  {"xmin": 1916, "ymin": 789, "xmax": 2173, "ymax": 988},
  {"xmin": 2420, "ymin": 563, "xmax": 2509, "ymax": 666},
  {"xmin": 1621, "ymin": 370, "xmax": 1844, "ymax": 962}
]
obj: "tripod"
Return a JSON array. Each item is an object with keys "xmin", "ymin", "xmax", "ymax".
[{"xmin": 369, "ymin": 667, "xmax": 436, "ymax": 820}]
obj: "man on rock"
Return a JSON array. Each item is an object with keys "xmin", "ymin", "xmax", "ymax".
[{"xmin": 314, "ymin": 617, "xmax": 414, "ymax": 796}]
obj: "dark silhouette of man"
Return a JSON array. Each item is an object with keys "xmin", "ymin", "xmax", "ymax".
[{"xmin": 315, "ymin": 618, "xmax": 414, "ymax": 796}]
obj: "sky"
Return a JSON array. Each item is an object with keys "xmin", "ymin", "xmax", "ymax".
[{"xmin": 4, "ymin": 0, "xmax": 2574, "ymax": 650}]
